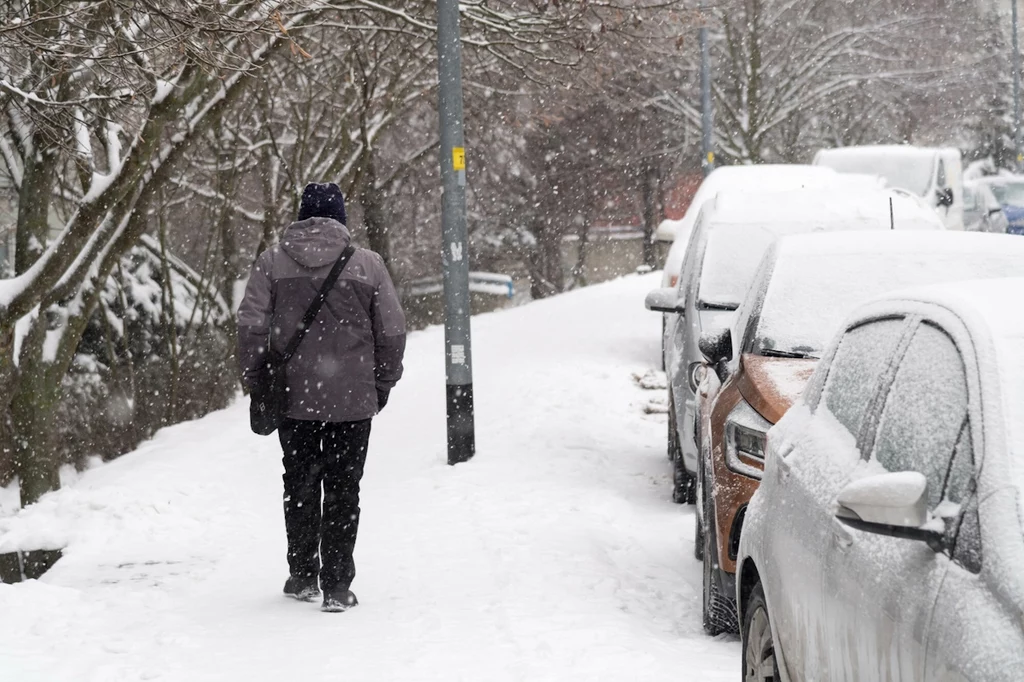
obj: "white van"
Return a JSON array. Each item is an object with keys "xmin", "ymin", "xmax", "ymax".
[{"xmin": 813, "ymin": 145, "xmax": 964, "ymax": 230}]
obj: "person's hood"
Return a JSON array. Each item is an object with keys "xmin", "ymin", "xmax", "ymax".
[
  {"xmin": 280, "ymin": 217, "xmax": 352, "ymax": 268},
  {"xmin": 737, "ymin": 354, "xmax": 818, "ymax": 423}
]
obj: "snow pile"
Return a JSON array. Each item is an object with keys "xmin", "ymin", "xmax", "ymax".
[{"xmin": 0, "ymin": 273, "xmax": 738, "ymax": 681}]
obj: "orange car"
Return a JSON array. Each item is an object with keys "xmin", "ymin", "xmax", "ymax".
[
  {"xmin": 692, "ymin": 231, "xmax": 1024, "ymax": 636},
  {"xmin": 696, "ymin": 330, "xmax": 813, "ymax": 635}
]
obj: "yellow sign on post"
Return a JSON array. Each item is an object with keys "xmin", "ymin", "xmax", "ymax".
[{"xmin": 453, "ymin": 147, "xmax": 466, "ymax": 171}]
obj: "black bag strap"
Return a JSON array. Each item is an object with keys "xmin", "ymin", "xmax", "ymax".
[{"xmin": 280, "ymin": 245, "xmax": 356, "ymax": 364}]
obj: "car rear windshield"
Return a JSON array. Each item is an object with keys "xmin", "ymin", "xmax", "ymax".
[
  {"xmin": 754, "ymin": 251, "xmax": 1024, "ymax": 358},
  {"xmin": 818, "ymin": 150, "xmax": 935, "ymax": 196}
]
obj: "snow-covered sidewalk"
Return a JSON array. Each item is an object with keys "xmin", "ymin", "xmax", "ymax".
[{"xmin": 0, "ymin": 273, "xmax": 738, "ymax": 681}]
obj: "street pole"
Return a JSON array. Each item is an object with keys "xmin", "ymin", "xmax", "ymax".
[
  {"xmin": 1014, "ymin": 0, "xmax": 1022, "ymax": 170},
  {"xmin": 699, "ymin": 0, "xmax": 714, "ymax": 177},
  {"xmin": 436, "ymin": 0, "xmax": 475, "ymax": 465}
]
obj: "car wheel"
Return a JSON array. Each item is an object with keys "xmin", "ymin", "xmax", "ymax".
[
  {"xmin": 702, "ymin": 487, "xmax": 738, "ymax": 635},
  {"xmin": 673, "ymin": 452, "xmax": 697, "ymax": 505},
  {"xmin": 668, "ymin": 391, "xmax": 679, "ymax": 462},
  {"xmin": 661, "ymin": 315, "xmax": 667, "ymax": 371},
  {"xmin": 694, "ymin": 512, "xmax": 704, "ymax": 561},
  {"xmin": 743, "ymin": 582, "xmax": 781, "ymax": 682}
]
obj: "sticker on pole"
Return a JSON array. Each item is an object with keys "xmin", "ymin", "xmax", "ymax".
[
  {"xmin": 453, "ymin": 147, "xmax": 466, "ymax": 171},
  {"xmin": 451, "ymin": 344, "xmax": 466, "ymax": 366}
]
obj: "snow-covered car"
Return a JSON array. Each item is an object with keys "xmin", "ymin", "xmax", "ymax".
[
  {"xmin": 657, "ymin": 165, "xmax": 860, "ymax": 291},
  {"xmin": 698, "ymin": 231, "xmax": 1024, "ymax": 636},
  {"xmin": 963, "ymin": 179, "xmax": 1008, "ymax": 233},
  {"xmin": 975, "ymin": 175, "xmax": 1024, "ymax": 234},
  {"xmin": 814, "ymin": 145, "xmax": 965, "ymax": 230},
  {"xmin": 736, "ymin": 273, "xmax": 1024, "ymax": 681},
  {"xmin": 644, "ymin": 188, "xmax": 941, "ymax": 505}
]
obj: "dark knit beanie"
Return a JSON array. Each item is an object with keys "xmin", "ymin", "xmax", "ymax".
[{"xmin": 297, "ymin": 182, "xmax": 347, "ymax": 225}]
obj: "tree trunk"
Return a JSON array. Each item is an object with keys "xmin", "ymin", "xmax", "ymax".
[
  {"xmin": 11, "ymin": 322, "xmax": 62, "ymax": 506},
  {"xmin": 572, "ymin": 216, "xmax": 591, "ymax": 288},
  {"xmin": 359, "ymin": 153, "xmax": 394, "ymax": 275},
  {"xmin": 641, "ymin": 164, "xmax": 661, "ymax": 268},
  {"xmin": 528, "ymin": 218, "xmax": 565, "ymax": 299}
]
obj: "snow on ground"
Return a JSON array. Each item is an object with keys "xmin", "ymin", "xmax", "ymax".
[{"xmin": 0, "ymin": 273, "xmax": 738, "ymax": 681}]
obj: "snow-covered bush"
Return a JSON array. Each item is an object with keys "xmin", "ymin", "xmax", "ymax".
[{"xmin": 53, "ymin": 237, "xmax": 235, "ymax": 472}]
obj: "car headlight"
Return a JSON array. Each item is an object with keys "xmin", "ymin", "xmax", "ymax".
[{"xmin": 725, "ymin": 400, "xmax": 771, "ymax": 480}]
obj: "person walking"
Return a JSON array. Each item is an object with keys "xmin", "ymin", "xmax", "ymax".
[{"xmin": 237, "ymin": 182, "xmax": 406, "ymax": 612}]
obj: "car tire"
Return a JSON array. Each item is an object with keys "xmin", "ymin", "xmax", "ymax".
[
  {"xmin": 661, "ymin": 315, "xmax": 667, "ymax": 371},
  {"xmin": 694, "ymin": 512, "xmax": 704, "ymax": 561},
  {"xmin": 702, "ymin": 487, "xmax": 738, "ymax": 635},
  {"xmin": 742, "ymin": 582, "xmax": 781, "ymax": 682},
  {"xmin": 668, "ymin": 391, "xmax": 679, "ymax": 462},
  {"xmin": 673, "ymin": 452, "xmax": 697, "ymax": 505},
  {"xmin": 669, "ymin": 393, "xmax": 697, "ymax": 504}
]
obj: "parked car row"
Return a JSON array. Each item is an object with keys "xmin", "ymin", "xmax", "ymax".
[{"xmin": 648, "ymin": 153, "xmax": 1024, "ymax": 680}]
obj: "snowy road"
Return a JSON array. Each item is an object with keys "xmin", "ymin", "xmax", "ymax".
[{"xmin": 0, "ymin": 273, "xmax": 739, "ymax": 681}]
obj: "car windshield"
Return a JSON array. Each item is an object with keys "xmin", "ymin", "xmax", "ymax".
[
  {"xmin": 988, "ymin": 181, "xmax": 1024, "ymax": 208},
  {"xmin": 754, "ymin": 251, "xmax": 1024, "ymax": 358},
  {"xmin": 818, "ymin": 150, "xmax": 935, "ymax": 196},
  {"xmin": 697, "ymin": 225, "xmax": 781, "ymax": 309}
]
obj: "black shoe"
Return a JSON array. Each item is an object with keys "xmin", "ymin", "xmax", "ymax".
[
  {"xmin": 321, "ymin": 587, "xmax": 358, "ymax": 613},
  {"xmin": 283, "ymin": 576, "xmax": 320, "ymax": 602}
]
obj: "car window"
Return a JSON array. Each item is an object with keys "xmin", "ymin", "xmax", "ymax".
[
  {"xmin": 952, "ymin": 494, "xmax": 983, "ymax": 574},
  {"xmin": 871, "ymin": 323, "xmax": 968, "ymax": 509},
  {"xmin": 820, "ymin": 318, "xmax": 907, "ymax": 441},
  {"xmin": 678, "ymin": 213, "xmax": 709, "ymax": 301},
  {"xmin": 963, "ymin": 186, "xmax": 978, "ymax": 212},
  {"xmin": 937, "ymin": 159, "xmax": 947, "ymax": 188},
  {"xmin": 942, "ymin": 421, "xmax": 982, "ymax": 573}
]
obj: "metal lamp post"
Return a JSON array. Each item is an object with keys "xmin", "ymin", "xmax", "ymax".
[
  {"xmin": 1014, "ymin": 0, "xmax": 1022, "ymax": 170},
  {"xmin": 699, "ymin": 0, "xmax": 715, "ymax": 176},
  {"xmin": 436, "ymin": 0, "xmax": 476, "ymax": 465}
]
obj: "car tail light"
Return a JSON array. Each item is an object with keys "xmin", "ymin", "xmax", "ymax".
[
  {"xmin": 669, "ymin": 275, "xmax": 678, "ymax": 288},
  {"xmin": 725, "ymin": 401, "xmax": 771, "ymax": 480}
]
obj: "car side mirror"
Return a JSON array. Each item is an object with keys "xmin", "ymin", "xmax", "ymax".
[
  {"xmin": 835, "ymin": 471, "xmax": 947, "ymax": 552},
  {"xmin": 645, "ymin": 288, "xmax": 683, "ymax": 314},
  {"xmin": 936, "ymin": 187, "xmax": 954, "ymax": 208},
  {"xmin": 698, "ymin": 327, "xmax": 732, "ymax": 366}
]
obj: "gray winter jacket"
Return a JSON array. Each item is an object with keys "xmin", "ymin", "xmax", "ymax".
[{"xmin": 237, "ymin": 218, "xmax": 406, "ymax": 422}]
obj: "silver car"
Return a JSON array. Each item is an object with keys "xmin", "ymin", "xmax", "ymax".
[
  {"xmin": 737, "ymin": 278, "xmax": 1024, "ymax": 682},
  {"xmin": 963, "ymin": 180, "xmax": 1008, "ymax": 233},
  {"xmin": 645, "ymin": 187, "xmax": 941, "ymax": 504}
]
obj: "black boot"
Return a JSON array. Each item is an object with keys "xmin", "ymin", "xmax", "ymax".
[
  {"xmin": 321, "ymin": 587, "xmax": 358, "ymax": 612},
  {"xmin": 283, "ymin": 576, "xmax": 320, "ymax": 602}
]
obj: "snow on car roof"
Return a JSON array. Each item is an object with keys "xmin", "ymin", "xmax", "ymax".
[
  {"xmin": 697, "ymin": 189, "xmax": 941, "ymax": 307},
  {"xmin": 873, "ymin": 276, "xmax": 1024, "ymax": 526},
  {"xmin": 656, "ymin": 164, "xmax": 840, "ymax": 243},
  {"xmin": 775, "ymin": 229, "xmax": 1024, "ymax": 257},
  {"xmin": 755, "ymin": 233, "xmax": 1024, "ymax": 360},
  {"xmin": 708, "ymin": 186, "xmax": 941, "ymax": 229}
]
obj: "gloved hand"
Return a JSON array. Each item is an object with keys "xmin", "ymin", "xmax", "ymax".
[{"xmin": 377, "ymin": 388, "xmax": 390, "ymax": 412}]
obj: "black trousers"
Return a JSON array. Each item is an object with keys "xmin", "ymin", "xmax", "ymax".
[{"xmin": 278, "ymin": 418, "xmax": 371, "ymax": 592}]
